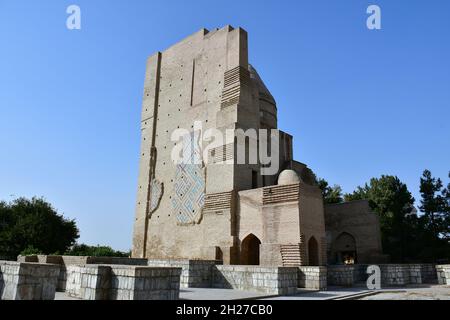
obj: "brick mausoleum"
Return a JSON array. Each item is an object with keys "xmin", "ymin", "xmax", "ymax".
[
  {"xmin": 131, "ymin": 26, "xmax": 386, "ymax": 266},
  {"xmin": 1, "ymin": 26, "xmax": 447, "ymax": 300}
]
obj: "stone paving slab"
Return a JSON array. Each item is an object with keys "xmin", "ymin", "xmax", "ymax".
[
  {"xmin": 180, "ymin": 288, "xmax": 275, "ymax": 300},
  {"xmin": 360, "ymin": 285, "xmax": 450, "ymax": 300},
  {"xmin": 54, "ymin": 285, "xmax": 450, "ymax": 300}
]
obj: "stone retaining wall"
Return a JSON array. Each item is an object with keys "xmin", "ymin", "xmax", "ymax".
[
  {"xmin": 147, "ymin": 259, "xmax": 218, "ymax": 288},
  {"xmin": 212, "ymin": 265, "xmax": 298, "ymax": 295},
  {"xmin": 328, "ymin": 265, "xmax": 354, "ymax": 286},
  {"xmin": 66, "ymin": 265, "xmax": 111, "ymax": 300},
  {"xmin": 18, "ymin": 255, "xmax": 149, "ymax": 291},
  {"xmin": 110, "ymin": 266, "xmax": 181, "ymax": 300},
  {"xmin": 350, "ymin": 264, "xmax": 437, "ymax": 287},
  {"xmin": 298, "ymin": 266, "xmax": 327, "ymax": 290},
  {"xmin": 436, "ymin": 265, "xmax": 450, "ymax": 285},
  {"xmin": 0, "ymin": 261, "xmax": 60, "ymax": 300},
  {"xmin": 65, "ymin": 264, "xmax": 181, "ymax": 300}
]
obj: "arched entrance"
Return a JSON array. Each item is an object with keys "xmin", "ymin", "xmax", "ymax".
[
  {"xmin": 333, "ymin": 232, "xmax": 357, "ymax": 264},
  {"xmin": 308, "ymin": 236, "xmax": 319, "ymax": 266},
  {"xmin": 240, "ymin": 234, "xmax": 261, "ymax": 265}
]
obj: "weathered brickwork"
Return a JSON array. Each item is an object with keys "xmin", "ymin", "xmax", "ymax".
[
  {"xmin": 147, "ymin": 259, "xmax": 217, "ymax": 288},
  {"xmin": 436, "ymin": 265, "xmax": 450, "ymax": 285},
  {"xmin": 66, "ymin": 265, "xmax": 111, "ymax": 300},
  {"xmin": 109, "ymin": 266, "xmax": 181, "ymax": 300},
  {"xmin": 131, "ymin": 26, "xmax": 328, "ymax": 267},
  {"xmin": 327, "ymin": 265, "xmax": 354, "ymax": 286},
  {"xmin": 65, "ymin": 264, "xmax": 181, "ymax": 300},
  {"xmin": 212, "ymin": 265, "xmax": 298, "ymax": 295},
  {"xmin": 0, "ymin": 261, "xmax": 59, "ymax": 300},
  {"xmin": 352, "ymin": 264, "xmax": 437, "ymax": 287},
  {"xmin": 297, "ymin": 266, "xmax": 327, "ymax": 290}
]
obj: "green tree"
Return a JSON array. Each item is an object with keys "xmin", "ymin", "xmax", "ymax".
[
  {"xmin": 419, "ymin": 170, "xmax": 447, "ymax": 240},
  {"xmin": 418, "ymin": 170, "xmax": 450, "ymax": 261},
  {"xmin": 344, "ymin": 175, "xmax": 416, "ymax": 262},
  {"xmin": 65, "ymin": 244, "xmax": 130, "ymax": 257},
  {"xmin": 0, "ymin": 197, "xmax": 79, "ymax": 259},
  {"xmin": 316, "ymin": 178, "xmax": 344, "ymax": 204},
  {"xmin": 444, "ymin": 172, "xmax": 450, "ymax": 240}
]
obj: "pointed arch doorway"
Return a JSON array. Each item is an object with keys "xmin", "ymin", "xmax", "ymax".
[
  {"xmin": 308, "ymin": 236, "xmax": 319, "ymax": 266},
  {"xmin": 240, "ymin": 234, "xmax": 261, "ymax": 265}
]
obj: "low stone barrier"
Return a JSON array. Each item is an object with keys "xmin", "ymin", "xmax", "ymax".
[
  {"xmin": 420, "ymin": 264, "xmax": 438, "ymax": 283},
  {"xmin": 18, "ymin": 255, "xmax": 149, "ymax": 292},
  {"xmin": 0, "ymin": 261, "xmax": 60, "ymax": 300},
  {"xmin": 147, "ymin": 259, "xmax": 218, "ymax": 288},
  {"xmin": 351, "ymin": 264, "xmax": 437, "ymax": 287},
  {"xmin": 298, "ymin": 266, "xmax": 327, "ymax": 290},
  {"xmin": 66, "ymin": 265, "xmax": 111, "ymax": 300},
  {"xmin": 65, "ymin": 264, "xmax": 181, "ymax": 300},
  {"xmin": 212, "ymin": 265, "xmax": 298, "ymax": 295},
  {"xmin": 436, "ymin": 265, "xmax": 450, "ymax": 285},
  {"xmin": 328, "ymin": 265, "xmax": 354, "ymax": 286},
  {"xmin": 110, "ymin": 265, "xmax": 181, "ymax": 300}
]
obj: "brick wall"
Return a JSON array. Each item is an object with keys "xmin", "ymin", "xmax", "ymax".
[
  {"xmin": 65, "ymin": 264, "xmax": 181, "ymax": 300},
  {"xmin": 297, "ymin": 266, "xmax": 327, "ymax": 290},
  {"xmin": 436, "ymin": 265, "xmax": 450, "ymax": 285},
  {"xmin": 212, "ymin": 265, "xmax": 298, "ymax": 295},
  {"xmin": 0, "ymin": 261, "xmax": 59, "ymax": 300}
]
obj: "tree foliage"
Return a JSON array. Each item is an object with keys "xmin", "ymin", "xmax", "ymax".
[
  {"xmin": 419, "ymin": 170, "xmax": 449, "ymax": 241},
  {"xmin": 0, "ymin": 197, "xmax": 79, "ymax": 259},
  {"xmin": 345, "ymin": 175, "xmax": 417, "ymax": 262},
  {"xmin": 316, "ymin": 178, "xmax": 344, "ymax": 204},
  {"xmin": 65, "ymin": 244, "xmax": 130, "ymax": 257},
  {"xmin": 344, "ymin": 172, "xmax": 450, "ymax": 263}
]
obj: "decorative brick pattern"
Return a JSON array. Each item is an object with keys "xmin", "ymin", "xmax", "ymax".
[
  {"xmin": 262, "ymin": 184, "xmax": 300, "ymax": 205},
  {"xmin": 149, "ymin": 179, "xmax": 164, "ymax": 215},
  {"xmin": 172, "ymin": 133, "xmax": 205, "ymax": 225},
  {"xmin": 220, "ymin": 66, "xmax": 250, "ymax": 108},
  {"xmin": 203, "ymin": 191, "xmax": 234, "ymax": 213}
]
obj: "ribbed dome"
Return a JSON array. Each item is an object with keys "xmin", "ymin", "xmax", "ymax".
[{"xmin": 277, "ymin": 170, "xmax": 300, "ymax": 185}]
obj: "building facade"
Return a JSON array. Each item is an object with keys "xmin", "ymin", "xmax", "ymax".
[{"xmin": 132, "ymin": 26, "xmax": 383, "ymax": 266}]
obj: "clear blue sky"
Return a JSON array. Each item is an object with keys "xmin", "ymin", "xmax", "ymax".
[{"xmin": 1, "ymin": 1, "xmax": 449, "ymax": 251}]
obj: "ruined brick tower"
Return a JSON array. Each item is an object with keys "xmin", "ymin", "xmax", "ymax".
[{"xmin": 132, "ymin": 26, "xmax": 329, "ymax": 266}]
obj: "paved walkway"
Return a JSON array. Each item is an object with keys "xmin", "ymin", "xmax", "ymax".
[{"xmin": 54, "ymin": 285, "xmax": 450, "ymax": 300}]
